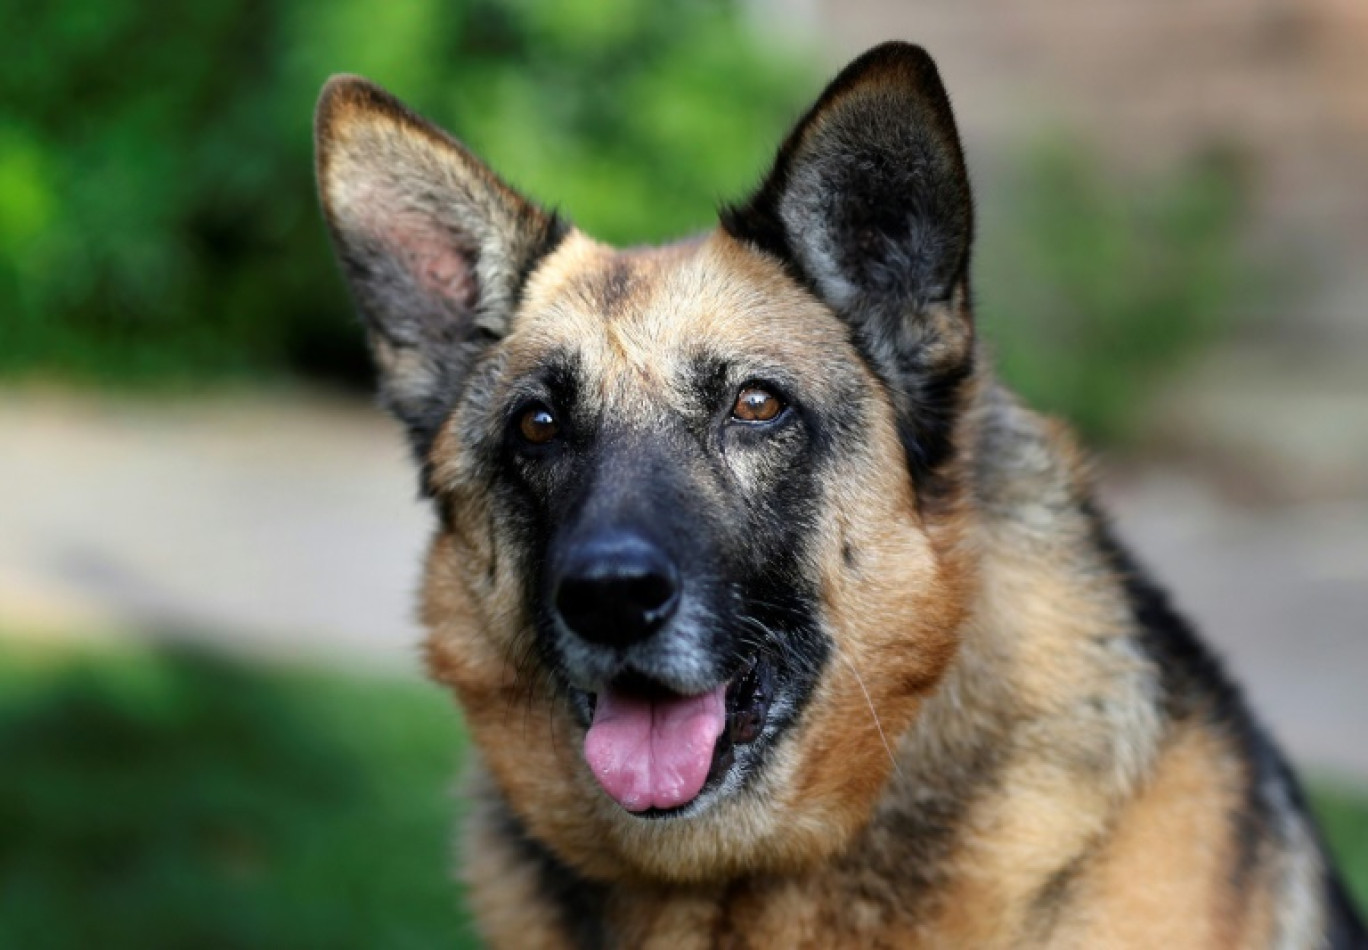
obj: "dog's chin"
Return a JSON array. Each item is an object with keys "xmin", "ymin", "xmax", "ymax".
[{"xmin": 568, "ymin": 652, "xmax": 783, "ymax": 821}]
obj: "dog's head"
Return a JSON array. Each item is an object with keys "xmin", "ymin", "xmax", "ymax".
[{"xmin": 317, "ymin": 43, "xmax": 978, "ymax": 882}]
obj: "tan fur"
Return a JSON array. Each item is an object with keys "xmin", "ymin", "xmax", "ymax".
[{"xmin": 1058, "ymin": 724, "xmax": 1259, "ymax": 949}]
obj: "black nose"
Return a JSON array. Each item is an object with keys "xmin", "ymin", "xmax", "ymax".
[{"xmin": 553, "ymin": 532, "xmax": 680, "ymax": 648}]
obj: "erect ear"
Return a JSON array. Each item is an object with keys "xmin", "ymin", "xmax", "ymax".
[
  {"xmin": 721, "ymin": 43, "xmax": 975, "ymax": 486},
  {"xmin": 315, "ymin": 76, "xmax": 568, "ymax": 458}
]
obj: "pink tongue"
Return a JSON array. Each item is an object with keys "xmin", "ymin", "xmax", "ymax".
[{"xmin": 583, "ymin": 683, "xmax": 727, "ymax": 812}]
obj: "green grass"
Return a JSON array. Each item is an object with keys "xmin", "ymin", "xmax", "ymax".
[
  {"xmin": 1313, "ymin": 783, "xmax": 1368, "ymax": 914},
  {"xmin": 0, "ymin": 641, "xmax": 477, "ymax": 949},
  {"xmin": 1, "ymin": 639, "xmax": 1363, "ymax": 947}
]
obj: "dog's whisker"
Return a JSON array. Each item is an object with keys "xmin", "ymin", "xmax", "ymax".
[{"xmin": 839, "ymin": 652, "xmax": 903, "ymax": 780}]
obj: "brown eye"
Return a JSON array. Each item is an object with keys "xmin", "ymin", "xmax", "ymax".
[
  {"xmin": 518, "ymin": 405, "xmax": 559, "ymax": 445},
  {"xmin": 731, "ymin": 386, "xmax": 783, "ymax": 423}
]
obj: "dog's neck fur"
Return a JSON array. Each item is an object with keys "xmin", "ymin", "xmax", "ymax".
[{"xmin": 834, "ymin": 376, "xmax": 1169, "ymax": 935}]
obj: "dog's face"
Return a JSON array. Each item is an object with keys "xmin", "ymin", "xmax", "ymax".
[{"xmin": 317, "ymin": 43, "xmax": 978, "ymax": 882}]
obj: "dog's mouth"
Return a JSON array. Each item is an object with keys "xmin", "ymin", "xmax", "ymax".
[{"xmin": 581, "ymin": 653, "xmax": 775, "ymax": 816}]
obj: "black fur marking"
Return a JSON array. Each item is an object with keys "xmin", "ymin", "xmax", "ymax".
[
  {"xmin": 893, "ymin": 351, "xmax": 974, "ymax": 512},
  {"xmin": 1084, "ymin": 500, "xmax": 1368, "ymax": 939},
  {"xmin": 818, "ymin": 135, "xmax": 970, "ymax": 312},
  {"xmin": 841, "ymin": 733, "xmax": 1008, "ymax": 926},
  {"xmin": 491, "ymin": 349, "xmax": 588, "ymax": 587},
  {"xmin": 515, "ymin": 210, "xmax": 571, "ymax": 294},
  {"xmin": 580, "ymin": 255, "xmax": 636, "ymax": 318},
  {"xmin": 501, "ymin": 350, "xmax": 584, "ymax": 456},
  {"xmin": 1028, "ymin": 851, "xmax": 1091, "ymax": 940},
  {"xmin": 1082, "ymin": 501, "xmax": 1241, "ymax": 731},
  {"xmin": 493, "ymin": 802, "xmax": 608, "ymax": 950},
  {"xmin": 683, "ymin": 351, "xmax": 738, "ymax": 428}
]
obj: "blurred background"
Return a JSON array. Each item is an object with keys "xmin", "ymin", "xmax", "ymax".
[{"xmin": 1, "ymin": 0, "xmax": 1365, "ymax": 945}]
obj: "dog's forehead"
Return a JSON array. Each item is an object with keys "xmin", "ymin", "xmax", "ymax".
[{"xmin": 504, "ymin": 230, "xmax": 852, "ymax": 398}]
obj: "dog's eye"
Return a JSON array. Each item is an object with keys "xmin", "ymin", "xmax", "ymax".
[
  {"xmin": 517, "ymin": 404, "xmax": 560, "ymax": 445},
  {"xmin": 731, "ymin": 386, "xmax": 783, "ymax": 423}
]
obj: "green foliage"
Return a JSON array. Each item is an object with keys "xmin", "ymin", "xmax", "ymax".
[
  {"xmin": 0, "ymin": 645, "xmax": 475, "ymax": 949},
  {"xmin": 0, "ymin": 4, "xmax": 1251, "ymax": 442},
  {"xmin": 1313, "ymin": 782, "xmax": 1368, "ymax": 915},
  {"xmin": 0, "ymin": 0, "xmax": 809, "ymax": 387},
  {"xmin": 977, "ymin": 140, "xmax": 1249, "ymax": 444}
]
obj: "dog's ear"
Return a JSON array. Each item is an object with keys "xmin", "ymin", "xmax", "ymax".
[
  {"xmin": 722, "ymin": 43, "xmax": 975, "ymax": 483},
  {"xmin": 315, "ymin": 76, "xmax": 568, "ymax": 457}
]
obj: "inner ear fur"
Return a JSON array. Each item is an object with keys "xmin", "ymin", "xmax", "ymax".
[
  {"xmin": 315, "ymin": 76, "xmax": 567, "ymax": 457},
  {"xmin": 722, "ymin": 42, "xmax": 977, "ymax": 496},
  {"xmin": 723, "ymin": 42, "xmax": 973, "ymax": 317}
]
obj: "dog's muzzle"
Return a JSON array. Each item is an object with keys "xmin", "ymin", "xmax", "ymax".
[{"xmin": 549, "ymin": 528, "xmax": 776, "ymax": 815}]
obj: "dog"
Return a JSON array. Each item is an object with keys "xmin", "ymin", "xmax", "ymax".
[{"xmin": 315, "ymin": 41, "xmax": 1365, "ymax": 948}]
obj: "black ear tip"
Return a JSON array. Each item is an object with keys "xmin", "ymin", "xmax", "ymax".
[
  {"xmin": 829, "ymin": 41, "xmax": 948, "ymax": 103},
  {"xmin": 852, "ymin": 40, "xmax": 937, "ymax": 70}
]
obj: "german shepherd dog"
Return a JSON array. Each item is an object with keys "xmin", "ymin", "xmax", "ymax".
[{"xmin": 316, "ymin": 42, "xmax": 1365, "ymax": 948}]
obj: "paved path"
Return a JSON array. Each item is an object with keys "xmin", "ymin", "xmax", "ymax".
[
  {"xmin": 2, "ymin": 389, "xmax": 1365, "ymax": 781},
  {"xmin": 1103, "ymin": 469, "xmax": 1368, "ymax": 782},
  {"xmin": 0, "ymin": 391, "xmax": 430, "ymax": 672}
]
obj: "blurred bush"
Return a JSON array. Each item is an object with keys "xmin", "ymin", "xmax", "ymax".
[
  {"xmin": 0, "ymin": 2, "xmax": 1251, "ymax": 444},
  {"xmin": 978, "ymin": 140, "xmax": 1250, "ymax": 444},
  {"xmin": 0, "ymin": 0, "xmax": 809, "ymax": 387}
]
